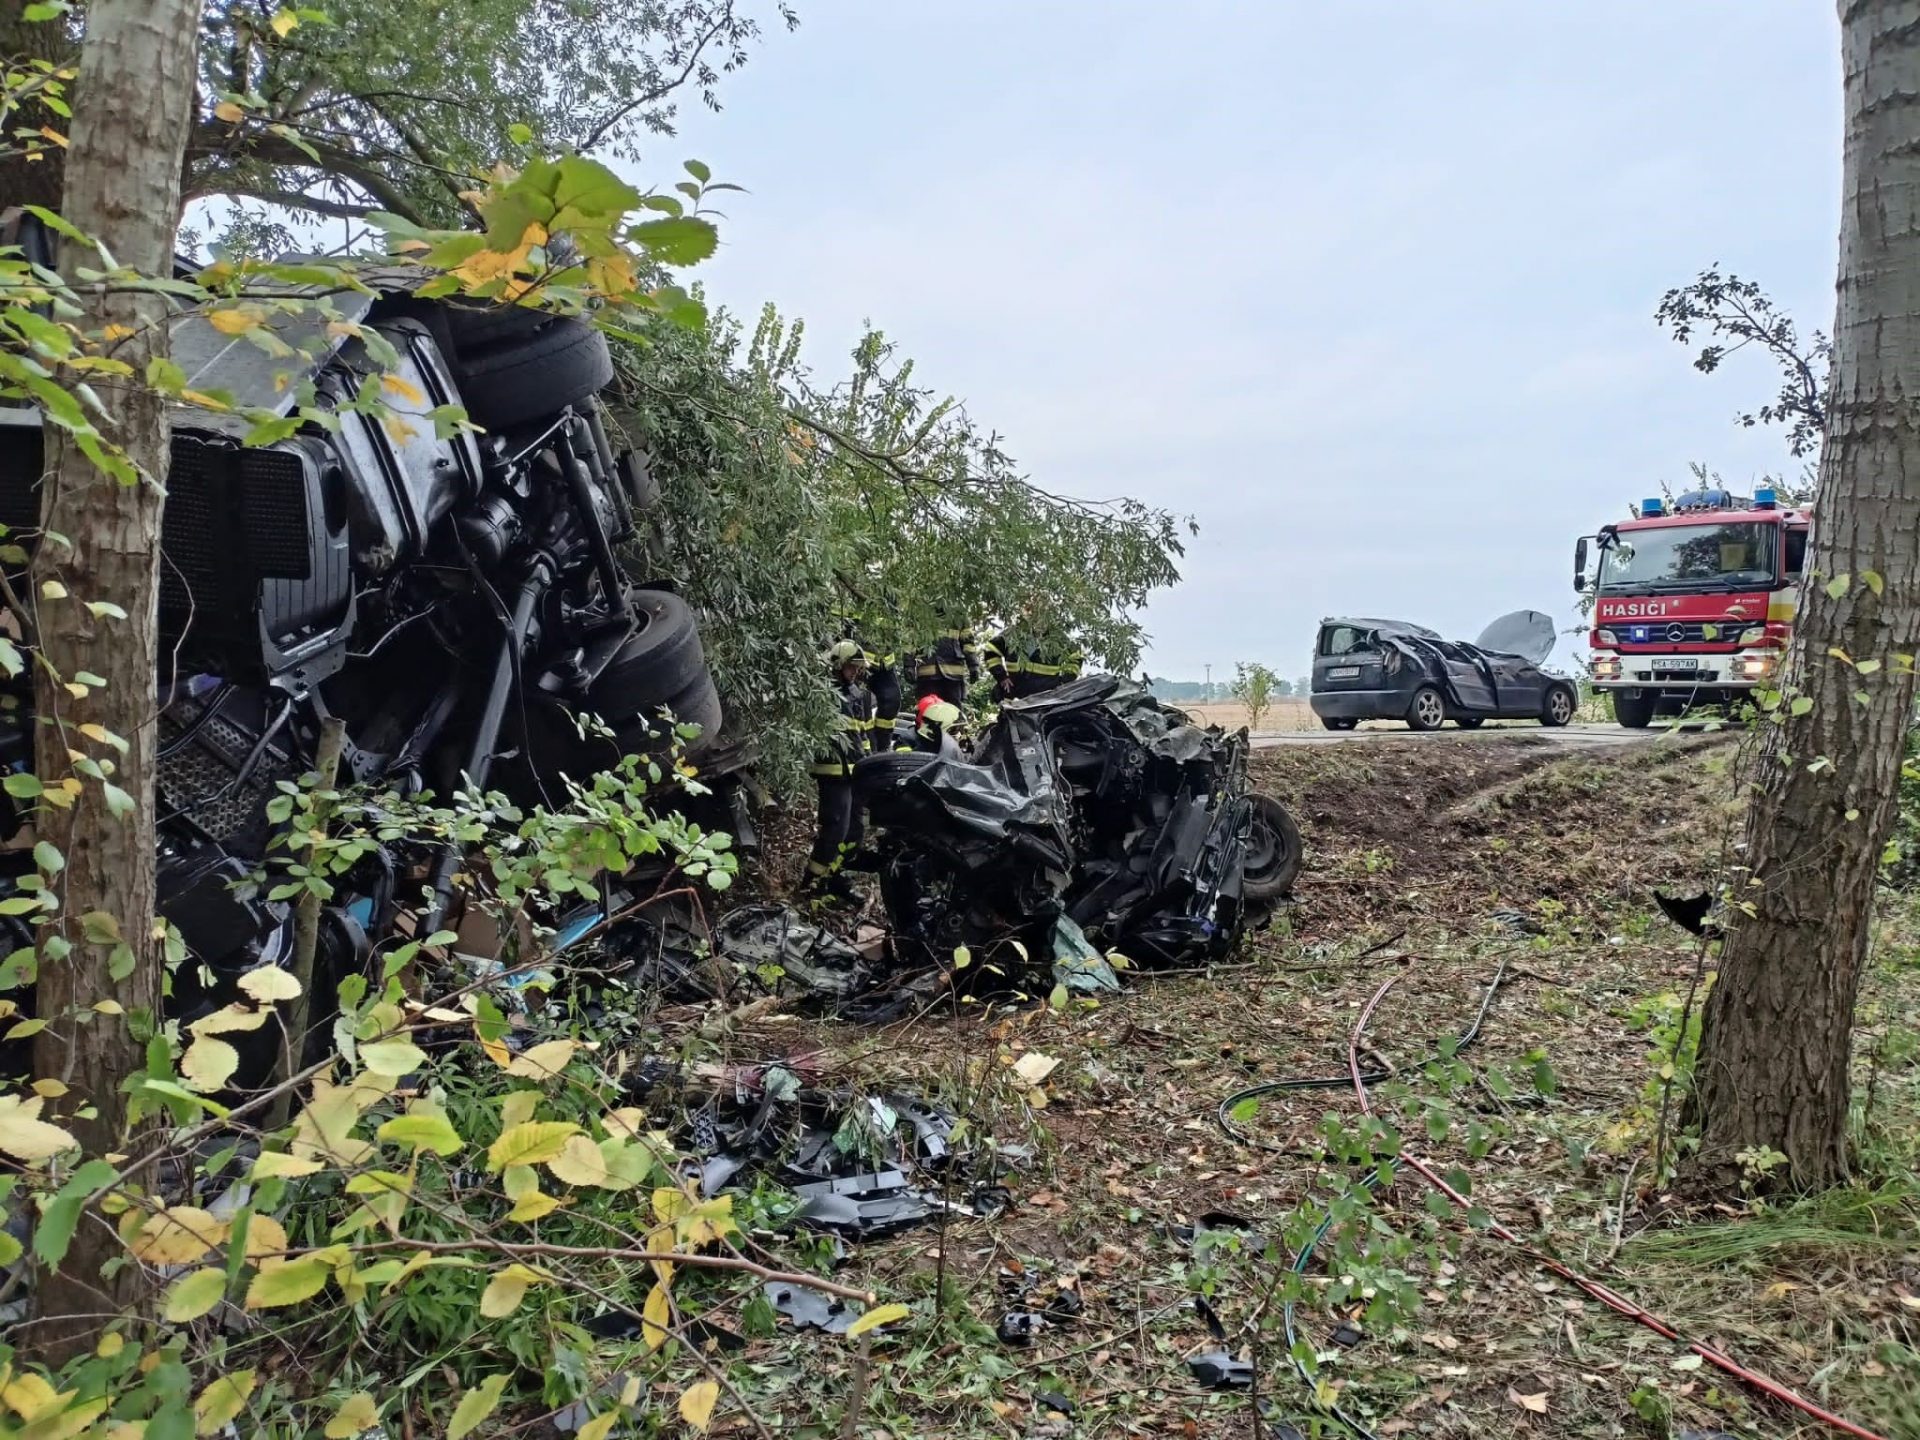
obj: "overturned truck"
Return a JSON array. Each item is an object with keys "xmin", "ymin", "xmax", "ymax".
[{"xmin": 854, "ymin": 676, "xmax": 1301, "ymax": 981}]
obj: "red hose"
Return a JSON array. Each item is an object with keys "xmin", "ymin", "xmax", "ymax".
[{"xmin": 1348, "ymin": 971, "xmax": 1889, "ymax": 1440}]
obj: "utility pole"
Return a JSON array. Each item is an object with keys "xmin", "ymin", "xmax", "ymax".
[{"xmin": 1203, "ymin": 663, "xmax": 1212, "ymax": 702}]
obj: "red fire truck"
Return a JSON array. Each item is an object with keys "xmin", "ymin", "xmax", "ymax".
[{"xmin": 1575, "ymin": 486, "xmax": 1811, "ymax": 728}]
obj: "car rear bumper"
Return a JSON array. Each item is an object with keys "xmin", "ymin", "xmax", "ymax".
[{"xmin": 1310, "ymin": 689, "xmax": 1408, "ymax": 721}]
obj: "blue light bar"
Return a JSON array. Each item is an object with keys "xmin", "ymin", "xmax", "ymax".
[
  {"xmin": 1754, "ymin": 486, "xmax": 1777, "ymax": 509},
  {"xmin": 1641, "ymin": 497, "xmax": 1665, "ymax": 518}
]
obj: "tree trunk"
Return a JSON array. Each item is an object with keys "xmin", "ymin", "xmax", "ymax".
[
  {"xmin": 26, "ymin": 0, "xmax": 198, "ymax": 1358},
  {"xmin": 1689, "ymin": 0, "xmax": 1920, "ymax": 1190}
]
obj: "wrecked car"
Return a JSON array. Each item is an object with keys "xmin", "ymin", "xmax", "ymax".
[
  {"xmin": 0, "ymin": 276, "xmax": 748, "ymax": 1075},
  {"xmin": 1308, "ymin": 611, "xmax": 1576, "ymax": 732},
  {"xmin": 853, "ymin": 675, "xmax": 1302, "ymax": 977}
]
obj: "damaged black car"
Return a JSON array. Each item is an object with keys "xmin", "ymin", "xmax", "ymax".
[
  {"xmin": 1309, "ymin": 611, "xmax": 1576, "ymax": 732},
  {"xmin": 853, "ymin": 676, "xmax": 1301, "ymax": 981}
]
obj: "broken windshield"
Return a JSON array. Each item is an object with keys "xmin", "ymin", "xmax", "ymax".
[{"xmin": 1597, "ymin": 521, "xmax": 1777, "ymax": 594}]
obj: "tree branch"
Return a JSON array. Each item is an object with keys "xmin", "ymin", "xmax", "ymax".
[{"xmin": 578, "ymin": 0, "xmax": 737, "ymax": 152}]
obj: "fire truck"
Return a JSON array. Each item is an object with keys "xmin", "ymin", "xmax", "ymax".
[{"xmin": 1574, "ymin": 486, "xmax": 1811, "ymax": 728}]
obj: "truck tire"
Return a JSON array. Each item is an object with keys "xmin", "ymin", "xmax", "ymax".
[
  {"xmin": 1541, "ymin": 683, "xmax": 1576, "ymax": 727},
  {"xmin": 1242, "ymin": 792, "xmax": 1303, "ymax": 900},
  {"xmin": 591, "ymin": 591, "xmax": 708, "ymax": 715},
  {"xmin": 1612, "ymin": 690, "xmax": 1655, "ymax": 729},
  {"xmin": 1320, "ymin": 716, "xmax": 1357, "ymax": 731},
  {"xmin": 1407, "ymin": 685, "xmax": 1446, "ymax": 731},
  {"xmin": 452, "ymin": 318, "xmax": 614, "ymax": 430}
]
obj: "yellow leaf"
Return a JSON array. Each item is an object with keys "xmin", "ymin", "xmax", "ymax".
[
  {"xmin": 237, "ymin": 966, "xmax": 301, "ymax": 1003},
  {"xmin": 190, "ymin": 1003, "xmax": 271, "ymax": 1036},
  {"xmin": 447, "ymin": 1375, "xmax": 508, "ymax": 1440},
  {"xmin": 379, "ymin": 372, "xmax": 426, "ymax": 407},
  {"xmin": 250, "ymin": 1150, "xmax": 322, "ymax": 1180},
  {"xmin": 324, "ymin": 1392, "xmax": 379, "ymax": 1439},
  {"xmin": 844, "ymin": 1302, "xmax": 910, "ymax": 1338},
  {"xmin": 603, "ymin": 1105, "xmax": 647, "ymax": 1140},
  {"xmin": 244, "ymin": 1255, "xmax": 332, "ymax": 1309},
  {"xmin": 499, "ymin": 1090, "xmax": 540, "ymax": 1129},
  {"xmin": 129, "ymin": 1207, "xmax": 226, "ymax": 1265},
  {"xmin": 678, "ymin": 1380, "xmax": 718, "ymax": 1431},
  {"xmin": 269, "ymin": 9, "xmax": 299, "ymax": 36},
  {"xmin": 642, "ymin": 1280, "xmax": 671, "ymax": 1350},
  {"xmin": 505, "ymin": 1038, "xmax": 576, "ymax": 1080},
  {"xmin": 180, "ymin": 1036, "xmax": 240, "ymax": 1093},
  {"xmin": 92, "ymin": 999, "xmax": 124, "ymax": 1015},
  {"xmin": 547, "ymin": 1134, "xmax": 629, "ymax": 1189},
  {"xmin": 240, "ymin": 1213, "xmax": 288, "ymax": 1262},
  {"xmin": 101, "ymin": 324, "xmax": 135, "ymax": 342},
  {"xmin": 357, "ymin": 1040, "xmax": 427, "ymax": 1077},
  {"xmin": 213, "ymin": 100, "xmax": 244, "ymax": 123},
  {"xmin": 479, "ymin": 1262, "xmax": 545, "ymax": 1318},
  {"xmin": 96, "ymin": 1331, "xmax": 124, "ymax": 1357},
  {"xmin": 575, "ymin": 1414, "xmax": 619, "ymax": 1440},
  {"xmin": 162, "ymin": 1267, "xmax": 226, "ymax": 1323},
  {"xmin": 652, "ymin": 1187, "xmax": 690, "ymax": 1225},
  {"xmin": 38, "ymin": 580, "xmax": 66, "ymax": 600},
  {"xmin": 193, "ymin": 1368, "xmax": 254, "ymax": 1435},
  {"xmin": 2, "ymin": 1372, "xmax": 63, "ymax": 1419},
  {"xmin": 508, "ymin": 1187, "xmax": 563, "ymax": 1223},
  {"xmin": 206, "ymin": 306, "xmax": 264, "ymax": 336},
  {"xmin": 29, "ymin": 1079, "xmax": 65, "ymax": 1099},
  {"xmin": 487, "ymin": 1121, "xmax": 580, "ymax": 1172}
]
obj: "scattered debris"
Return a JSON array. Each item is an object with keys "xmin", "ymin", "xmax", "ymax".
[
  {"xmin": 765, "ymin": 1281, "xmax": 861, "ymax": 1334},
  {"xmin": 1187, "ymin": 1350, "xmax": 1255, "ymax": 1390}
]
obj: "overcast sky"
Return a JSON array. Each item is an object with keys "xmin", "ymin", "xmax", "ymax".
[{"xmin": 659, "ymin": 2, "xmax": 1840, "ymax": 681}]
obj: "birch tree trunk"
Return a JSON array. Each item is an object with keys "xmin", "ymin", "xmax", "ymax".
[
  {"xmin": 25, "ymin": 0, "xmax": 198, "ymax": 1357},
  {"xmin": 1690, "ymin": 0, "xmax": 1920, "ymax": 1188}
]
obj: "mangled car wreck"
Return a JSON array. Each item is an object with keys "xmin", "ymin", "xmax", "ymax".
[
  {"xmin": 854, "ymin": 676, "xmax": 1301, "ymax": 989},
  {"xmin": 1309, "ymin": 610, "xmax": 1577, "ymax": 731}
]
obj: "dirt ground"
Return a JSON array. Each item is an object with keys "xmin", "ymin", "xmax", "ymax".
[{"xmin": 716, "ymin": 732, "xmax": 1919, "ymax": 1440}]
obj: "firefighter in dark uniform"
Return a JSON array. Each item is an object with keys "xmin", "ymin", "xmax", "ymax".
[
  {"xmin": 807, "ymin": 641, "xmax": 877, "ymax": 896},
  {"xmin": 860, "ymin": 643, "xmax": 901, "ymax": 753},
  {"xmin": 984, "ymin": 628, "xmax": 1086, "ymax": 700},
  {"xmin": 913, "ymin": 623, "xmax": 982, "ymax": 707},
  {"xmin": 912, "ymin": 693, "xmax": 961, "ymax": 751}
]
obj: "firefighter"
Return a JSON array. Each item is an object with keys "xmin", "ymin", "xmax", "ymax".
[
  {"xmin": 913, "ymin": 693, "xmax": 961, "ymax": 751},
  {"xmin": 985, "ymin": 626, "xmax": 1086, "ymax": 700},
  {"xmin": 913, "ymin": 622, "xmax": 982, "ymax": 707},
  {"xmin": 838, "ymin": 620, "xmax": 900, "ymax": 753},
  {"xmin": 807, "ymin": 641, "xmax": 876, "ymax": 897}
]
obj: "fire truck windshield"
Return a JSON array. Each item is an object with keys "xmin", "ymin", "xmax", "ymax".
[{"xmin": 1596, "ymin": 520, "xmax": 1777, "ymax": 595}]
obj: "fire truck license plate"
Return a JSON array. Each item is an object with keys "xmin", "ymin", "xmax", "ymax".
[
  {"xmin": 1329, "ymin": 666, "xmax": 1360, "ymax": 679},
  {"xmin": 1654, "ymin": 658, "xmax": 1699, "ymax": 672}
]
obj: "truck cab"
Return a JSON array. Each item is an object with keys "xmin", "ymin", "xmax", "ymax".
[{"xmin": 1574, "ymin": 486, "xmax": 1810, "ymax": 728}]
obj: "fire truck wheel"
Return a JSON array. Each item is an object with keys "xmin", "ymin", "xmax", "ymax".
[
  {"xmin": 1611, "ymin": 690, "xmax": 1655, "ymax": 729},
  {"xmin": 1406, "ymin": 685, "xmax": 1446, "ymax": 731},
  {"xmin": 1541, "ymin": 684, "xmax": 1576, "ymax": 727}
]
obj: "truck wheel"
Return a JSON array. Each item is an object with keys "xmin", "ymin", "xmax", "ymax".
[
  {"xmin": 451, "ymin": 317, "xmax": 614, "ymax": 430},
  {"xmin": 1242, "ymin": 792, "xmax": 1303, "ymax": 900},
  {"xmin": 1455, "ymin": 716, "xmax": 1485, "ymax": 729},
  {"xmin": 1541, "ymin": 684, "xmax": 1576, "ymax": 727},
  {"xmin": 1406, "ymin": 685, "xmax": 1446, "ymax": 731},
  {"xmin": 1612, "ymin": 690, "xmax": 1655, "ymax": 729},
  {"xmin": 1320, "ymin": 716, "xmax": 1357, "ymax": 731}
]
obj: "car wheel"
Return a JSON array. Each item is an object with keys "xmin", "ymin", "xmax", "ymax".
[
  {"xmin": 1242, "ymin": 792, "xmax": 1303, "ymax": 900},
  {"xmin": 1612, "ymin": 690, "xmax": 1655, "ymax": 729},
  {"xmin": 1541, "ymin": 684, "xmax": 1576, "ymax": 728},
  {"xmin": 854, "ymin": 749, "xmax": 940, "ymax": 797},
  {"xmin": 451, "ymin": 317, "xmax": 614, "ymax": 429},
  {"xmin": 1406, "ymin": 685, "xmax": 1446, "ymax": 731},
  {"xmin": 1320, "ymin": 716, "xmax": 1357, "ymax": 731},
  {"xmin": 1455, "ymin": 716, "xmax": 1485, "ymax": 729}
]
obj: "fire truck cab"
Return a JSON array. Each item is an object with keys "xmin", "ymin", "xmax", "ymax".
[{"xmin": 1574, "ymin": 486, "xmax": 1810, "ymax": 728}]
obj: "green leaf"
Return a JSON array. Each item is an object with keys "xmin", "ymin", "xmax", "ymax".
[
  {"xmin": 683, "ymin": 158, "xmax": 712, "ymax": 183},
  {"xmin": 32, "ymin": 841, "xmax": 62, "ymax": 875},
  {"xmin": 3, "ymin": 773, "xmax": 41, "ymax": 799},
  {"xmin": 108, "ymin": 942, "xmax": 136, "ymax": 982},
  {"xmin": 1826, "ymin": 573, "xmax": 1851, "ymax": 599},
  {"xmin": 376, "ymin": 1113, "xmax": 463, "ymax": 1157},
  {"xmin": 163, "ymin": 1266, "xmax": 227, "ymax": 1322},
  {"xmin": 507, "ymin": 122, "xmax": 533, "ymax": 145},
  {"xmin": 243, "ymin": 1255, "xmax": 332, "ymax": 1309},
  {"xmin": 1789, "ymin": 696, "xmax": 1814, "ymax": 716},
  {"xmin": 35, "ymin": 1159, "xmax": 117, "ymax": 1265},
  {"xmin": 0, "ymin": 1231, "xmax": 21, "ymax": 1267},
  {"xmin": 358, "ymin": 1040, "xmax": 427, "ymax": 1077},
  {"xmin": 1229, "ymin": 1096, "xmax": 1260, "ymax": 1124},
  {"xmin": 1862, "ymin": 569, "xmax": 1884, "ymax": 596},
  {"xmin": 146, "ymin": 356, "xmax": 187, "ymax": 394},
  {"xmin": 447, "ymin": 1374, "xmax": 509, "ymax": 1440},
  {"xmin": 627, "ymin": 216, "xmax": 719, "ymax": 266}
]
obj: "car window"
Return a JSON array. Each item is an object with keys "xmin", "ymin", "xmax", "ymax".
[
  {"xmin": 1784, "ymin": 527, "xmax": 1808, "ymax": 579},
  {"xmin": 1319, "ymin": 626, "xmax": 1371, "ymax": 657}
]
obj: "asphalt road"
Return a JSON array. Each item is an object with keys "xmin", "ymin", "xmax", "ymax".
[{"xmin": 1253, "ymin": 722, "xmax": 1649, "ymax": 749}]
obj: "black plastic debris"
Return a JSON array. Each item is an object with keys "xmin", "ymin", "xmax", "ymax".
[
  {"xmin": 1187, "ymin": 1350, "xmax": 1255, "ymax": 1390},
  {"xmin": 1329, "ymin": 1320, "xmax": 1364, "ymax": 1348},
  {"xmin": 1035, "ymin": 1391, "xmax": 1076, "ymax": 1417},
  {"xmin": 1192, "ymin": 1295, "xmax": 1229, "ymax": 1342},
  {"xmin": 1654, "ymin": 889, "xmax": 1723, "ymax": 941},
  {"xmin": 998, "ymin": 1310, "xmax": 1043, "ymax": 1346},
  {"xmin": 1489, "ymin": 907, "xmax": 1541, "ymax": 937},
  {"xmin": 790, "ymin": 1169, "xmax": 945, "ymax": 1238},
  {"xmin": 765, "ymin": 1280, "xmax": 860, "ymax": 1334},
  {"xmin": 1043, "ymin": 1287, "xmax": 1084, "ymax": 1325}
]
